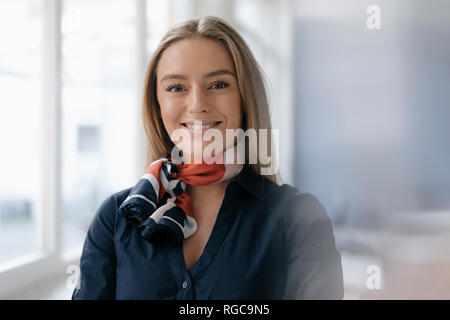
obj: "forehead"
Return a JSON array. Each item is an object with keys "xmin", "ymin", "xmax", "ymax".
[{"xmin": 156, "ymin": 37, "xmax": 235, "ymax": 77}]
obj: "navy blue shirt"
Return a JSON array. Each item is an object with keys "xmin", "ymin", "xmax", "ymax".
[{"xmin": 71, "ymin": 165, "xmax": 344, "ymax": 300}]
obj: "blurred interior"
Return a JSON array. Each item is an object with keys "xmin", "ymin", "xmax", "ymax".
[{"xmin": 0, "ymin": 0, "xmax": 449, "ymax": 299}]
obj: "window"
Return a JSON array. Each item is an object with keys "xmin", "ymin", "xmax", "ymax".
[
  {"xmin": 0, "ymin": 0, "xmax": 41, "ymax": 262},
  {"xmin": 60, "ymin": 0, "xmax": 139, "ymax": 253},
  {"xmin": 77, "ymin": 125, "xmax": 101, "ymax": 153}
]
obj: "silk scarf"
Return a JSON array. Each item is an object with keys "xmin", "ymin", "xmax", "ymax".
[{"xmin": 117, "ymin": 145, "xmax": 244, "ymax": 244}]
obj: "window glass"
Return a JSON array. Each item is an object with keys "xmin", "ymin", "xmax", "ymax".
[
  {"xmin": 61, "ymin": 0, "xmax": 137, "ymax": 253},
  {"xmin": 0, "ymin": 0, "xmax": 41, "ymax": 262}
]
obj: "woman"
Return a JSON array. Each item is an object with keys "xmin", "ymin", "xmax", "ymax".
[{"xmin": 72, "ymin": 16, "xmax": 343, "ymax": 300}]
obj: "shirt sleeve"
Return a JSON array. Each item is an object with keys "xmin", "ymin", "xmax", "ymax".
[
  {"xmin": 282, "ymin": 190, "xmax": 344, "ymax": 299},
  {"xmin": 71, "ymin": 194, "xmax": 117, "ymax": 300}
]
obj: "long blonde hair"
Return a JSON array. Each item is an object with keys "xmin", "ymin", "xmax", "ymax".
[{"xmin": 141, "ymin": 15, "xmax": 282, "ymax": 185}]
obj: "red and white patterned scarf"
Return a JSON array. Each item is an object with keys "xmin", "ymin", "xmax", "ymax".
[{"xmin": 117, "ymin": 145, "xmax": 243, "ymax": 244}]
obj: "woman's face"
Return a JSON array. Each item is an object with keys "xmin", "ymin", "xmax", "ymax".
[{"xmin": 156, "ymin": 36, "xmax": 242, "ymax": 161}]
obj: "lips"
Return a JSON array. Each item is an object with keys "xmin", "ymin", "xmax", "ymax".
[{"xmin": 181, "ymin": 120, "xmax": 222, "ymax": 130}]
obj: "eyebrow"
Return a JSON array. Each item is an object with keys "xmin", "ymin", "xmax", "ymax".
[{"xmin": 159, "ymin": 69, "xmax": 235, "ymax": 83}]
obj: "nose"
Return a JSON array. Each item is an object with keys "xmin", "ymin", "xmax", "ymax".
[{"xmin": 187, "ymin": 85, "xmax": 210, "ymax": 113}]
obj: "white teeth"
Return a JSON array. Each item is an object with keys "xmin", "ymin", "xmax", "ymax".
[{"xmin": 185, "ymin": 122, "xmax": 218, "ymax": 130}]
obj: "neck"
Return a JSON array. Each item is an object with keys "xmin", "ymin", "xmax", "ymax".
[
  {"xmin": 186, "ymin": 179, "xmax": 230, "ymax": 202},
  {"xmin": 185, "ymin": 179, "xmax": 232, "ymax": 222}
]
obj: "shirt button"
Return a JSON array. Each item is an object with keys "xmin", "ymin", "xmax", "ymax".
[{"xmin": 182, "ymin": 281, "xmax": 188, "ymax": 289}]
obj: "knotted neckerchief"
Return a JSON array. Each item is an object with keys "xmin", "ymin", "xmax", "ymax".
[{"xmin": 117, "ymin": 145, "xmax": 244, "ymax": 244}]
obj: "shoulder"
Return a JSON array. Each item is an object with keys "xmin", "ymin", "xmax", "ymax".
[
  {"xmin": 112, "ymin": 187, "xmax": 133, "ymax": 206},
  {"xmin": 91, "ymin": 187, "xmax": 133, "ymax": 229},
  {"xmin": 262, "ymin": 179, "xmax": 332, "ymax": 237},
  {"xmin": 99, "ymin": 187, "xmax": 133, "ymax": 214},
  {"xmin": 262, "ymin": 182, "xmax": 343, "ymax": 299},
  {"xmin": 262, "ymin": 178, "xmax": 326, "ymax": 217}
]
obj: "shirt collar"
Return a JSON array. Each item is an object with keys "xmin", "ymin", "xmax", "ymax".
[{"xmin": 231, "ymin": 165, "xmax": 265, "ymax": 200}]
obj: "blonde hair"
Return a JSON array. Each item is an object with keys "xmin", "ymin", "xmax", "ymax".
[{"xmin": 141, "ymin": 15, "xmax": 282, "ymax": 185}]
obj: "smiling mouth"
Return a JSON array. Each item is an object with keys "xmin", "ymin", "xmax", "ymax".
[{"xmin": 181, "ymin": 120, "xmax": 222, "ymax": 130}]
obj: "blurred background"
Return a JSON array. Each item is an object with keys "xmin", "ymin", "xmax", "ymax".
[{"xmin": 0, "ymin": 0, "xmax": 449, "ymax": 299}]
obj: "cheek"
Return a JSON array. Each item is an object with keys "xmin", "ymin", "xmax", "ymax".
[
  {"xmin": 224, "ymin": 97, "xmax": 242, "ymax": 128},
  {"xmin": 159, "ymin": 102, "xmax": 181, "ymax": 134}
]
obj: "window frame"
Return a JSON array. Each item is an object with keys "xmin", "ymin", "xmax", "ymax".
[
  {"xmin": 0, "ymin": 0, "xmax": 64, "ymax": 298},
  {"xmin": 0, "ymin": 0, "xmax": 149, "ymax": 298}
]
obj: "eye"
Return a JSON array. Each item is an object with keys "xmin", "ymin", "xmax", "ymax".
[
  {"xmin": 209, "ymin": 81, "xmax": 229, "ymax": 90},
  {"xmin": 165, "ymin": 81, "xmax": 229, "ymax": 93},
  {"xmin": 165, "ymin": 83, "xmax": 184, "ymax": 93}
]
